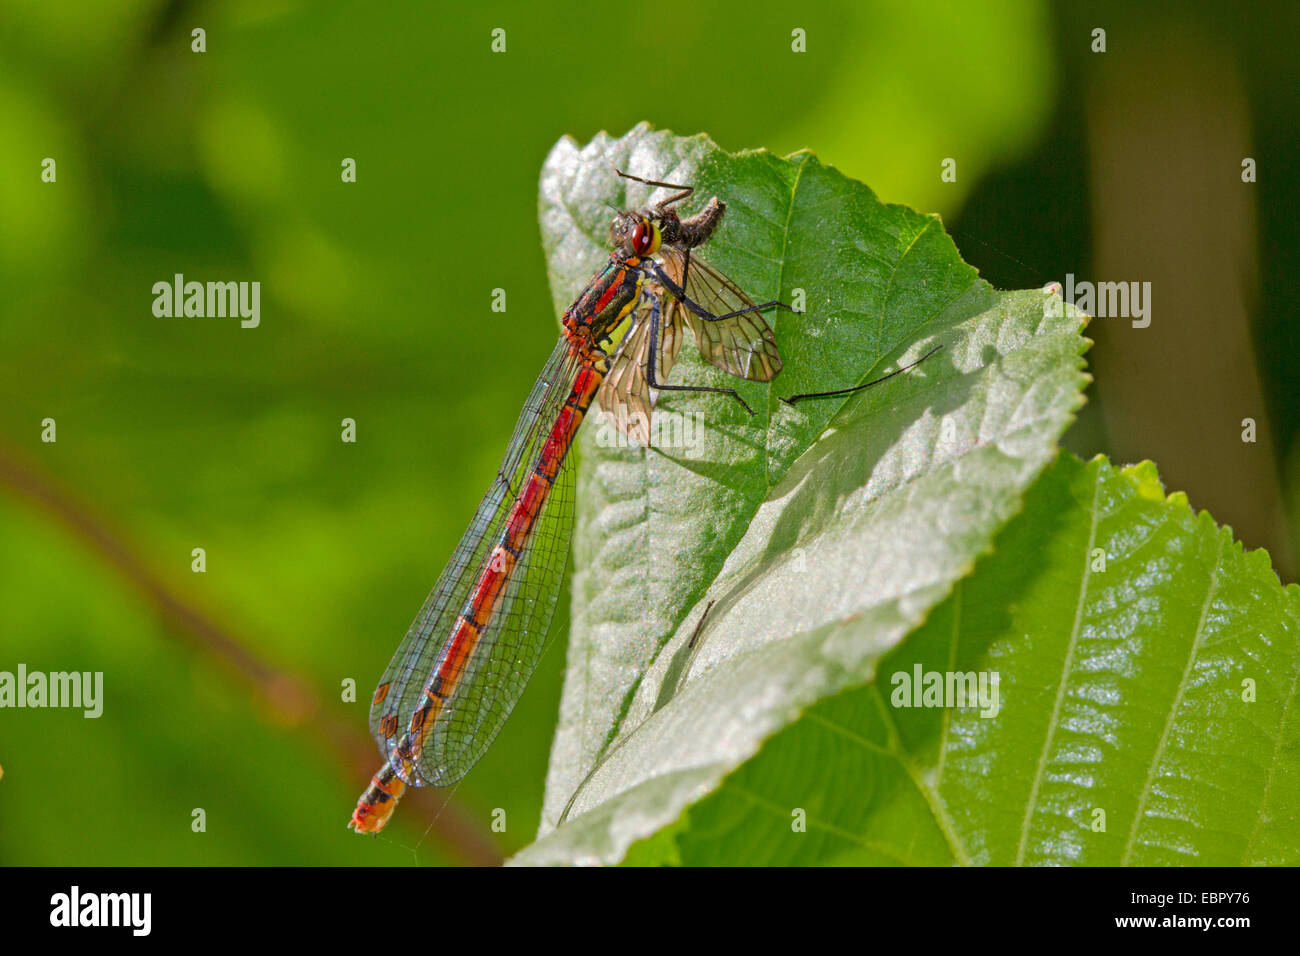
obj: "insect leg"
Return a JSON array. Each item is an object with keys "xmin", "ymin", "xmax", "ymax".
[
  {"xmin": 780, "ymin": 345, "xmax": 944, "ymax": 405},
  {"xmin": 616, "ymin": 168, "xmax": 693, "ymax": 208},
  {"xmin": 644, "ymin": 293, "xmax": 753, "ymax": 415},
  {"xmin": 647, "ymin": 262, "xmax": 796, "ymax": 324}
]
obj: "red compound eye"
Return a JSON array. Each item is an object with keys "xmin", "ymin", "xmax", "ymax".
[{"xmin": 631, "ymin": 220, "xmax": 653, "ymax": 255}]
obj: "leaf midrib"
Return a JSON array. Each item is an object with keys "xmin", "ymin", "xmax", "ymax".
[
  {"xmin": 587, "ymin": 157, "xmax": 811, "ymax": 771},
  {"xmin": 1014, "ymin": 462, "xmax": 1103, "ymax": 865},
  {"xmin": 1242, "ymin": 646, "xmax": 1300, "ymax": 863},
  {"xmin": 1119, "ymin": 530, "xmax": 1227, "ymax": 865}
]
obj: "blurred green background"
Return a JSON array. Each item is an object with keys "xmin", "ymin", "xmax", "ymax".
[{"xmin": 0, "ymin": 0, "xmax": 1295, "ymax": 865}]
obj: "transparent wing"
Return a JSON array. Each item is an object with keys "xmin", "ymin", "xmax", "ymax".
[
  {"xmin": 596, "ymin": 293, "xmax": 685, "ymax": 447},
  {"xmin": 423, "ymin": 454, "xmax": 575, "ymax": 785},
  {"xmin": 657, "ymin": 245, "xmax": 783, "ymax": 382},
  {"xmin": 368, "ymin": 339, "xmax": 582, "ymax": 786},
  {"xmin": 658, "ymin": 293, "xmax": 685, "ymax": 379},
  {"xmin": 597, "ymin": 309, "xmax": 654, "ymax": 446}
]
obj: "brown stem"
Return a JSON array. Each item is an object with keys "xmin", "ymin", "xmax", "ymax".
[{"xmin": 0, "ymin": 438, "xmax": 503, "ymax": 866}]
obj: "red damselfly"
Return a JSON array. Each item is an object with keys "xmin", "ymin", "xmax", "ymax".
[{"xmin": 350, "ymin": 172, "xmax": 790, "ymax": 834}]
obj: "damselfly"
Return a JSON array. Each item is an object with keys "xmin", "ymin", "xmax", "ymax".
[{"xmin": 350, "ymin": 172, "xmax": 791, "ymax": 833}]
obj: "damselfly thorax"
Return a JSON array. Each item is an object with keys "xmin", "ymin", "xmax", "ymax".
[{"xmin": 561, "ymin": 186, "xmax": 727, "ymax": 362}]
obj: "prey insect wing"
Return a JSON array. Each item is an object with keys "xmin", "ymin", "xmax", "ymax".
[
  {"xmin": 597, "ymin": 303, "xmax": 655, "ymax": 446},
  {"xmin": 597, "ymin": 289, "xmax": 684, "ymax": 446},
  {"xmin": 655, "ymin": 246, "xmax": 783, "ymax": 382}
]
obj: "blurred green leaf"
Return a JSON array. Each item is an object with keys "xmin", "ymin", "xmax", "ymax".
[
  {"xmin": 512, "ymin": 126, "xmax": 1089, "ymax": 864},
  {"xmin": 772, "ymin": 0, "xmax": 1057, "ymax": 216},
  {"xmin": 609, "ymin": 454, "xmax": 1300, "ymax": 865}
]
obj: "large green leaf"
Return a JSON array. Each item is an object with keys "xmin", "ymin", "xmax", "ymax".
[
  {"xmin": 514, "ymin": 125, "xmax": 1090, "ymax": 865},
  {"xmin": 615, "ymin": 454, "xmax": 1300, "ymax": 865}
]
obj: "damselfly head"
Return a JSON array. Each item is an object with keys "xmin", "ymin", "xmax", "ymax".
[{"xmin": 610, "ymin": 212, "xmax": 661, "ymax": 259}]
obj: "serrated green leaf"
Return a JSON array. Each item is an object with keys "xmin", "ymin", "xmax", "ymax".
[
  {"xmin": 513, "ymin": 125, "xmax": 1090, "ymax": 865},
  {"xmin": 622, "ymin": 454, "xmax": 1300, "ymax": 865}
]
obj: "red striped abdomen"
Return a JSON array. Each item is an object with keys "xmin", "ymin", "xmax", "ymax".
[{"xmin": 391, "ymin": 364, "xmax": 603, "ymax": 780}]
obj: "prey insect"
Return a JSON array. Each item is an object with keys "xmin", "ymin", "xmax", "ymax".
[
  {"xmin": 350, "ymin": 171, "xmax": 790, "ymax": 834},
  {"xmin": 598, "ymin": 171, "xmax": 789, "ymax": 443}
]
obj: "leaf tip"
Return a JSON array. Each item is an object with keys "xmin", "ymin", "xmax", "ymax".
[{"xmin": 1119, "ymin": 459, "xmax": 1165, "ymax": 501}]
